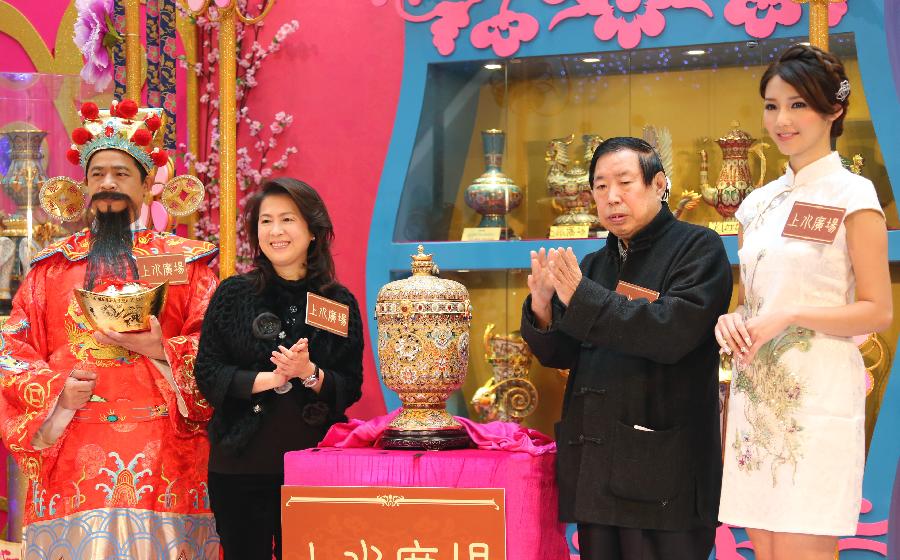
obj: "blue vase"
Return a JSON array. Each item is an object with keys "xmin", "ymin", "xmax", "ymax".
[{"xmin": 464, "ymin": 129, "xmax": 522, "ymax": 239}]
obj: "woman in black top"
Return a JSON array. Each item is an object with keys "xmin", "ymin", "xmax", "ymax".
[{"xmin": 195, "ymin": 177, "xmax": 364, "ymax": 560}]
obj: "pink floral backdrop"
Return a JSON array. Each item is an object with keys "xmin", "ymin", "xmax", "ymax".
[{"xmin": 371, "ymin": 0, "xmax": 848, "ymax": 55}]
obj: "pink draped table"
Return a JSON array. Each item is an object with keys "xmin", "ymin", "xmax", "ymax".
[{"xmin": 284, "ymin": 446, "xmax": 570, "ymax": 559}]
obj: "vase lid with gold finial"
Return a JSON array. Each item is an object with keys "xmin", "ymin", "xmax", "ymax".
[
  {"xmin": 376, "ymin": 245, "xmax": 471, "ymax": 316},
  {"xmin": 717, "ymin": 120, "xmax": 755, "ymax": 146}
]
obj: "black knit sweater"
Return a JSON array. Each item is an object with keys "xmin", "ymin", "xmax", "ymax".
[{"xmin": 195, "ymin": 273, "xmax": 364, "ymax": 474}]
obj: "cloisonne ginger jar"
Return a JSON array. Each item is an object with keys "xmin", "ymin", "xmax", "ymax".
[{"xmin": 375, "ymin": 246, "xmax": 472, "ymax": 450}]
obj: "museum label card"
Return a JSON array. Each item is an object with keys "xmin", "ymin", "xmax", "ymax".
[
  {"xmin": 707, "ymin": 220, "xmax": 741, "ymax": 235},
  {"xmin": 461, "ymin": 227, "xmax": 503, "ymax": 241},
  {"xmin": 549, "ymin": 224, "xmax": 590, "ymax": 239}
]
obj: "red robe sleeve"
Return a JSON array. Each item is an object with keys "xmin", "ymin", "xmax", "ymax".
[
  {"xmin": 155, "ymin": 258, "xmax": 219, "ymax": 436},
  {"xmin": 0, "ymin": 264, "xmax": 68, "ymax": 477}
]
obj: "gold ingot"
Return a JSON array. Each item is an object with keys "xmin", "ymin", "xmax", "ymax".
[{"xmin": 74, "ymin": 282, "xmax": 168, "ymax": 333}]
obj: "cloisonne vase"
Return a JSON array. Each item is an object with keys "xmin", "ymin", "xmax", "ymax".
[
  {"xmin": 471, "ymin": 323, "xmax": 538, "ymax": 424},
  {"xmin": 375, "ymin": 246, "xmax": 472, "ymax": 450},
  {"xmin": 464, "ymin": 129, "xmax": 522, "ymax": 239},
  {"xmin": 700, "ymin": 122, "xmax": 767, "ymax": 220},
  {"xmin": 1, "ymin": 129, "xmax": 48, "ymax": 213}
]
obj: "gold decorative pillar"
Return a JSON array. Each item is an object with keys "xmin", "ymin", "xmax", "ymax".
[
  {"xmin": 177, "ymin": 9, "xmax": 200, "ymax": 237},
  {"xmin": 124, "ymin": 0, "xmax": 142, "ymax": 101},
  {"xmin": 793, "ymin": 0, "xmax": 840, "ymax": 51},
  {"xmin": 185, "ymin": 0, "xmax": 276, "ymax": 279},
  {"xmin": 218, "ymin": 8, "xmax": 237, "ymax": 278}
]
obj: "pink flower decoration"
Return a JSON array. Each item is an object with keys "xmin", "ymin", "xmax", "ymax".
[
  {"xmin": 430, "ymin": 1, "xmax": 478, "ymax": 55},
  {"xmin": 549, "ymin": 0, "xmax": 713, "ymax": 50},
  {"xmin": 372, "ymin": 0, "xmax": 481, "ymax": 56},
  {"xmin": 470, "ymin": 7, "xmax": 539, "ymax": 57},
  {"xmin": 829, "ymin": 0, "xmax": 848, "ymax": 26},
  {"xmin": 723, "ymin": 0, "xmax": 802, "ymax": 39},
  {"xmin": 73, "ymin": 0, "xmax": 117, "ymax": 92}
]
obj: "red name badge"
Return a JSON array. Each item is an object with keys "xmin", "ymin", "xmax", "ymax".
[
  {"xmin": 305, "ymin": 293, "xmax": 350, "ymax": 337},
  {"xmin": 615, "ymin": 281, "xmax": 659, "ymax": 302},
  {"xmin": 136, "ymin": 254, "xmax": 189, "ymax": 286},
  {"xmin": 782, "ymin": 201, "xmax": 846, "ymax": 244}
]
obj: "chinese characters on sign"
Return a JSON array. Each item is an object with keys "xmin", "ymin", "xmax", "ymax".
[
  {"xmin": 282, "ymin": 486, "xmax": 506, "ymax": 560},
  {"xmin": 781, "ymin": 201, "xmax": 846, "ymax": 244},
  {"xmin": 306, "ymin": 539, "xmax": 491, "ymax": 560},
  {"xmin": 305, "ymin": 293, "xmax": 350, "ymax": 337},
  {"xmin": 548, "ymin": 224, "xmax": 590, "ymax": 239},
  {"xmin": 461, "ymin": 227, "xmax": 503, "ymax": 241},
  {"xmin": 135, "ymin": 254, "xmax": 189, "ymax": 285},
  {"xmin": 707, "ymin": 220, "xmax": 741, "ymax": 235}
]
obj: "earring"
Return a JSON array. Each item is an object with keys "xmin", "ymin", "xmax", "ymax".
[{"xmin": 40, "ymin": 177, "xmax": 87, "ymax": 222}]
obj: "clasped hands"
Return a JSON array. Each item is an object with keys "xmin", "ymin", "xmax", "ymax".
[
  {"xmin": 269, "ymin": 338, "xmax": 316, "ymax": 386},
  {"xmin": 527, "ymin": 247, "xmax": 582, "ymax": 327},
  {"xmin": 715, "ymin": 308, "xmax": 793, "ymax": 366}
]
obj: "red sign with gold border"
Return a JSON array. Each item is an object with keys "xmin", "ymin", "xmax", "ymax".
[
  {"xmin": 305, "ymin": 293, "xmax": 350, "ymax": 337},
  {"xmin": 282, "ymin": 486, "xmax": 506, "ymax": 559},
  {"xmin": 136, "ymin": 254, "xmax": 188, "ymax": 285},
  {"xmin": 781, "ymin": 201, "xmax": 846, "ymax": 244}
]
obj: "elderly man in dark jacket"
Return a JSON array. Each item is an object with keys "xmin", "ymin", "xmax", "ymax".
[{"xmin": 522, "ymin": 137, "xmax": 732, "ymax": 560}]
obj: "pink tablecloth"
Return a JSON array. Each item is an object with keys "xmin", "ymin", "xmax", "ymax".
[{"xmin": 285, "ymin": 447, "xmax": 569, "ymax": 560}]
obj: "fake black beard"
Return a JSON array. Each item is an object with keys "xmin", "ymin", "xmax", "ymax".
[{"xmin": 84, "ymin": 193, "xmax": 139, "ymax": 290}]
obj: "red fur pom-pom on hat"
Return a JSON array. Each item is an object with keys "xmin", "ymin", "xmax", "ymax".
[
  {"xmin": 150, "ymin": 148, "xmax": 168, "ymax": 168},
  {"xmin": 66, "ymin": 146, "xmax": 81, "ymax": 165},
  {"xmin": 144, "ymin": 114, "xmax": 162, "ymax": 132},
  {"xmin": 71, "ymin": 127, "xmax": 92, "ymax": 146},
  {"xmin": 117, "ymin": 99, "xmax": 139, "ymax": 120},
  {"xmin": 131, "ymin": 128, "xmax": 152, "ymax": 146},
  {"xmin": 79, "ymin": 102, "xmax": 99, "ymax": 120}
]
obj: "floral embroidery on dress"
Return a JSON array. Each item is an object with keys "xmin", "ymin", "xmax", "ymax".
[
  {"xmin": 733, "ymin": 249, "xmax": 814, "ymax": 485},
  {"xmin": 744, "ymin": 188, "xmax": 792, "ymax": 234}
]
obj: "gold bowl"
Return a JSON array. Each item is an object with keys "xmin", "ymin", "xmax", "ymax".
[{"xmin": 74, "ymin": 282, "xmax": 168, "ymax": 333}]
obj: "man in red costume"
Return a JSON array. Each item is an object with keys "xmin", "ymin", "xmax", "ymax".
[{"xmin": 0, "ymin": 100, "xmax": 219, "ymax": 559}]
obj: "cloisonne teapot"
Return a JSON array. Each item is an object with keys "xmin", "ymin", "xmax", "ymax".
[{"xmin": 700, "ymin": 121, "xmax": 768, "ymax": 219}]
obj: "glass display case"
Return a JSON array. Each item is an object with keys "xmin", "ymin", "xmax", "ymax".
[
  {"xmin": 0, "ymin": 73, "xmax": 97, "ymax": 319},
  {"xmin": 395, "ymin": 32, "xmax": 897, "ymax": 243}
]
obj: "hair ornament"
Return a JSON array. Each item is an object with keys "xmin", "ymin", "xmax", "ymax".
[{"xmin": 835, "ymin": 79, "xmax": 850, "ymax": 102}]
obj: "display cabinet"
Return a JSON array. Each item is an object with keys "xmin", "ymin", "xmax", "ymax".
[{"xmin": 396, "ymin": 33, "xmax": 896, "ymax": 245}]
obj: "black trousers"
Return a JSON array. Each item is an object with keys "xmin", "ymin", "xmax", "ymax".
[
  {"xmin": 208, "ymin": 471, "xmax": 283, "ymax": 560},
  {"xmin": 577, "ymin": 523, "xmax": 716, "ymax": 560}
]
